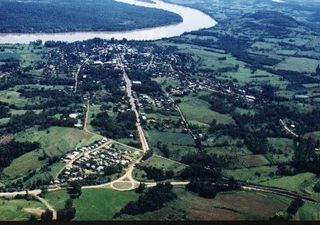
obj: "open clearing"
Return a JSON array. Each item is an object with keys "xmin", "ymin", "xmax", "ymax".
[
  {"xmin": 15, "ymin": 126, "xmax": 102, "ymax": 157},
  {"xmin": 222, "ymin": 166, "xmax": 278, "ymax": 183},
  {"xmin": 45, "ymin": 190, "xmax": 70, "ymax": 211},
  {"xmin": 146, "ymin": 130, "xmax": 194, "ymax": 146},
  {"xmin": 4, "ymin": 127, "xmax": 102, "ymax": 177},
  {"xmin": 294, "ymin": 202, "xmax": 320, "ymax": 220},
  {"xmin": 0, "ymin": 199, "xmax": 45, "ymax": 221},
  {"xmin": 260, "ymin": 173, "xmax": 316, "ymax": 192},
  {"xmin": 179, "ymin": 99, "xmax": 235, "ymax": 125},
  {"xmin": 118, "ymin": 188, "xmax": 290, "ymax": 220},
  {"xmin": 140, "ymin": 155, "xmax": 187, "ymax": 174},
  {"xmin": 74, "ymin": 189, "xmax": 139, "ymax": 220}
]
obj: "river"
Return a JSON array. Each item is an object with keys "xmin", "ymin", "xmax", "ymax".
[{"xmin": 0, "ymin": 0, "xmax": 217, "ymax": 44}]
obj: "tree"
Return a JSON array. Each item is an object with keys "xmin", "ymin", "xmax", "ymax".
[
  {"xmin": 316, "ymin": 64, "xmax": 320, "ymax": 75},
  {"xmin": 40, "ymin": 186, "xmax": 48, "ymax": 197},
  {"xmin": 228, "ymin": 177, "xmax": 241, "ymax": 190},
  {"xmin": 41, "ymin": 209, "xmax": 53, "ymax": 221},
  {"xmin": 57, "ymin": 199, "xmax": 76, "ymax": 221},
  {"xmin": 135, "ymin": 183, "xmax": 146, "ymax": 194},
  {"xmin": 28, "ymin": 215, "xmax": 37, "ymax": 222},
  {"xmin": 69, "ymin": 180, "xmax": 82, "ymax": 198},
  {"xmin": 286, "ymin": 198, "xmax": 304, "ymax": 215},
  {"xmin": 313, "ymin": 182, "xmax": 320, "ymax": 193}
]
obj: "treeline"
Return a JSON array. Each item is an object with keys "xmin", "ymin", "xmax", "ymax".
[
  {"xmin": 0, "ymin": 104, "xmax": 10, "ymax": 119},
  {"xmin": 91, "ymin": 111, "xmax": 136, "ymax": 139},
  {"xmin": 179, "ymin": 152, "xmax": 232, "ymax": 181},
  {"xmin": 128, "ymin": 70, "xmax": 162, "ymax": 94},
  {"xmin": 6, "ymin": 110, "xmax": 77, "ymax": 134},
  {"xmin": 114, "ymin": 182, "xmax": 177, "ymax": 217},
  {"xmin": 136, "ymin": 165, "xmax": 174, "ymax": 181},
  {"xmin": 0, "ymin": 0, "xmax": 182, "ymax": 33},
  {"xmin": 186, "ymin": 177, "xmax": 241, "ymax": 199},
  {"xmin": 0, "ymin": 141, "xmax": 40, "ymax": 169}
]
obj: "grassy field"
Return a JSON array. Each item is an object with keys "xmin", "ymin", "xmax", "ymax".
[
  {"xmin": 303, "ymin": 131, "xmax": 320, "ymax": 140},
  {"xmin": 0, "ymin": 118, "xmax": 9, "ymax": 126},
  {"xmin": 15, "ymin": 126, "xmax": 102, "ymax": 157},
  {"xmin": 205, "ymin": 146, "xmax": 252, "ymax": 157},
  {"xmin": 153, "ymin": 77, "xmax": 180, "ymax": 89},
  {"xmin": 86, "ymin": 105, "xmax": 102, "ymax": 133},
  {"xmin": 3, "ymin": 150, "xmax": 47, "ymax": 178},
  {"xmin": 134, "ymin": 155, "xmax": 187, "ymax": 181},
  {"xmin": 0, "ymin": 91, "xmax": 27, "ymax": 108},
  {"xmin": 45, "ymin": 190, "xmax": 70, "ymax": 211},
  {"xmin": 4, "ymin": 126, "xmax": 102, "ymax": 177},
  {"xmin": 118, "ymin": 188, "xmax": 290, "ymax": 220},
  {"xmin": 178, "ymin": 99, "xmax": 235, "ymax": 125},
  {"xmin": 222, "ymin": 166, "xmax": 278, "ymax": 183},
  {"xmin": 74, "ymin": 189, "xmax": 139, "ymax": 220},
  {"xmin": 0, "ymin": 198, "xmax": 45, "ymax": 221},
  {"xmin": 140, "ymin": 155, "xmax": 187, "ymax": 174},
  {"xmin": 260, "ymin": 173, "xmax": 316, "ymax": 193},
  {"xmin": 275, "ymin": 57, "xmax": 318, "ymax": 73},
  {"xmin": 294, "ymin": 202, "xmax": 320, "ymax": 220},
  {"xmin": 238, "ymin": 155, "xmax": 269, "ymax": 168},
  {"xmin": 146, "ymin": 130, "xmax": 194, "ymax": 146},
  {"xmin": 267, "ymin": 138, "xmax": 294, "ymax": 152},
  {"xmin": 167, "ymin": 145, "xmax": 199, "ymax": 161}
]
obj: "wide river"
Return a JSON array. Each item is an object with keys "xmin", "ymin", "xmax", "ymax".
[{"xmin": 0, "ymin": 0, "xmax": 217, "ymax": 44}]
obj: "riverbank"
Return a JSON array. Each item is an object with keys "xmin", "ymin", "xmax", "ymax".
[{"xmin": 0, "ymin": 0, "xmax": 217, "ymax": 44}]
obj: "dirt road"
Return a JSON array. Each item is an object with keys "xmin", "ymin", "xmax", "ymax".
[
  {"xmin": 34, "ymin": 195, "xmax": 57, "ymax": 220},
  {"xmin": 118, "ymin": 54, "xmax": 149, "ymax": 152},
  {"xmin": 280, "ymin": 119, "xmax": 299, "ymax": 137},
  {"xmin": 74, "ymin": 64, "xmax": 82, "ymax": 93},
  {"xmin": 83, "ymin": 99, "xmax": 90, "ymax": 132}
]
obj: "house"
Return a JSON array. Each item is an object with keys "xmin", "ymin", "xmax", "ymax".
[
  {"xmin": 69, "ymin": 113, "xmax": 80, "ymax": 119},
  {"xmin": 93, "ymin": 60, "xmax": 103, "ymax": 65},
  {"xmin": 132, "ymin": 81, "xmax": 142, "ymax": 85}
]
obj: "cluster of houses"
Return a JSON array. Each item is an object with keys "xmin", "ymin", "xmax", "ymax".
[
  {"xmin": 61, "ymin": 137, "xmax": 108, "ymax": 164},
  {"xmin": 57, "ymin": 144, "xmax": 133, "ymax": 183}
]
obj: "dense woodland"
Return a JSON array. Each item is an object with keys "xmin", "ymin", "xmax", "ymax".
[
  {"xmin": 114, "ymin": 182, "xmax": 177, "ymax": 217},
  {"xmin": 0, "ymin": 0, "xmax": 182, "ymax": 33}
]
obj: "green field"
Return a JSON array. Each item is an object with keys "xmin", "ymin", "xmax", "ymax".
[
  {"xmin": 45, "ymin": 190, "xmax": 70, "ymax": 211},
  {"xmin": 294, "ymin": 202, "xmax": 320, "ymax": 220},
  {"xmin": 3, "ymin": 150, "xmax": 47, "ymax": 178},
  {"xmin": 275, "ymin": 57, "xmax": 319, "ymax": 73},
  {"xmin": 134, "ymin": 155, "xmax": 187, "ymax": 181},
  {"xmin": 146, "ymin": 130, "xmax": 194, "ymax": 146},
  {"xmin": 303, "ymin": 131, "xmax": 320, "ymax": 140},
  {"xmin": 4, "ymin": 126, "xmax": 102, "ymax": 177},
  {"xmin": 179, "ymin": 99, "xmax": 235, "ymax": 125},
  {"xmin": 0, "ymin": 198, "xmax": 45, "ymax": 221},
  {"xmin": 222, "ymin": 166, "xmax": 278, "ymax": 183},
  {"xmin": 0, "ymin": 91, "xmax": 27, "ymax": 108},
  {"xmin": 74, "ymin": 189, "xmax": 139, "ymax": 220},
  {"xmin": 260, "ymin": 173, "xmax": 316, "ymax": 193},
  {"xmin": 267, "ymin": 138, "xmax": 294, "ymax": 152},
  {"xmin": 119, "ymin": 188, "xmax": 290, "ymax": 220},
  {"xmin": 140, "ymin": 155, "xmax": 187, "ymax": 174},
  {"xmin": 15, "ymin": 126, "xmax": 102, "ymax": 157}
]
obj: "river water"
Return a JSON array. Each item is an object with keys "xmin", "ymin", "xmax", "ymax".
[{"xmin": 0, "ymin": 0, "xmax": 217, "ymax": 44}]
